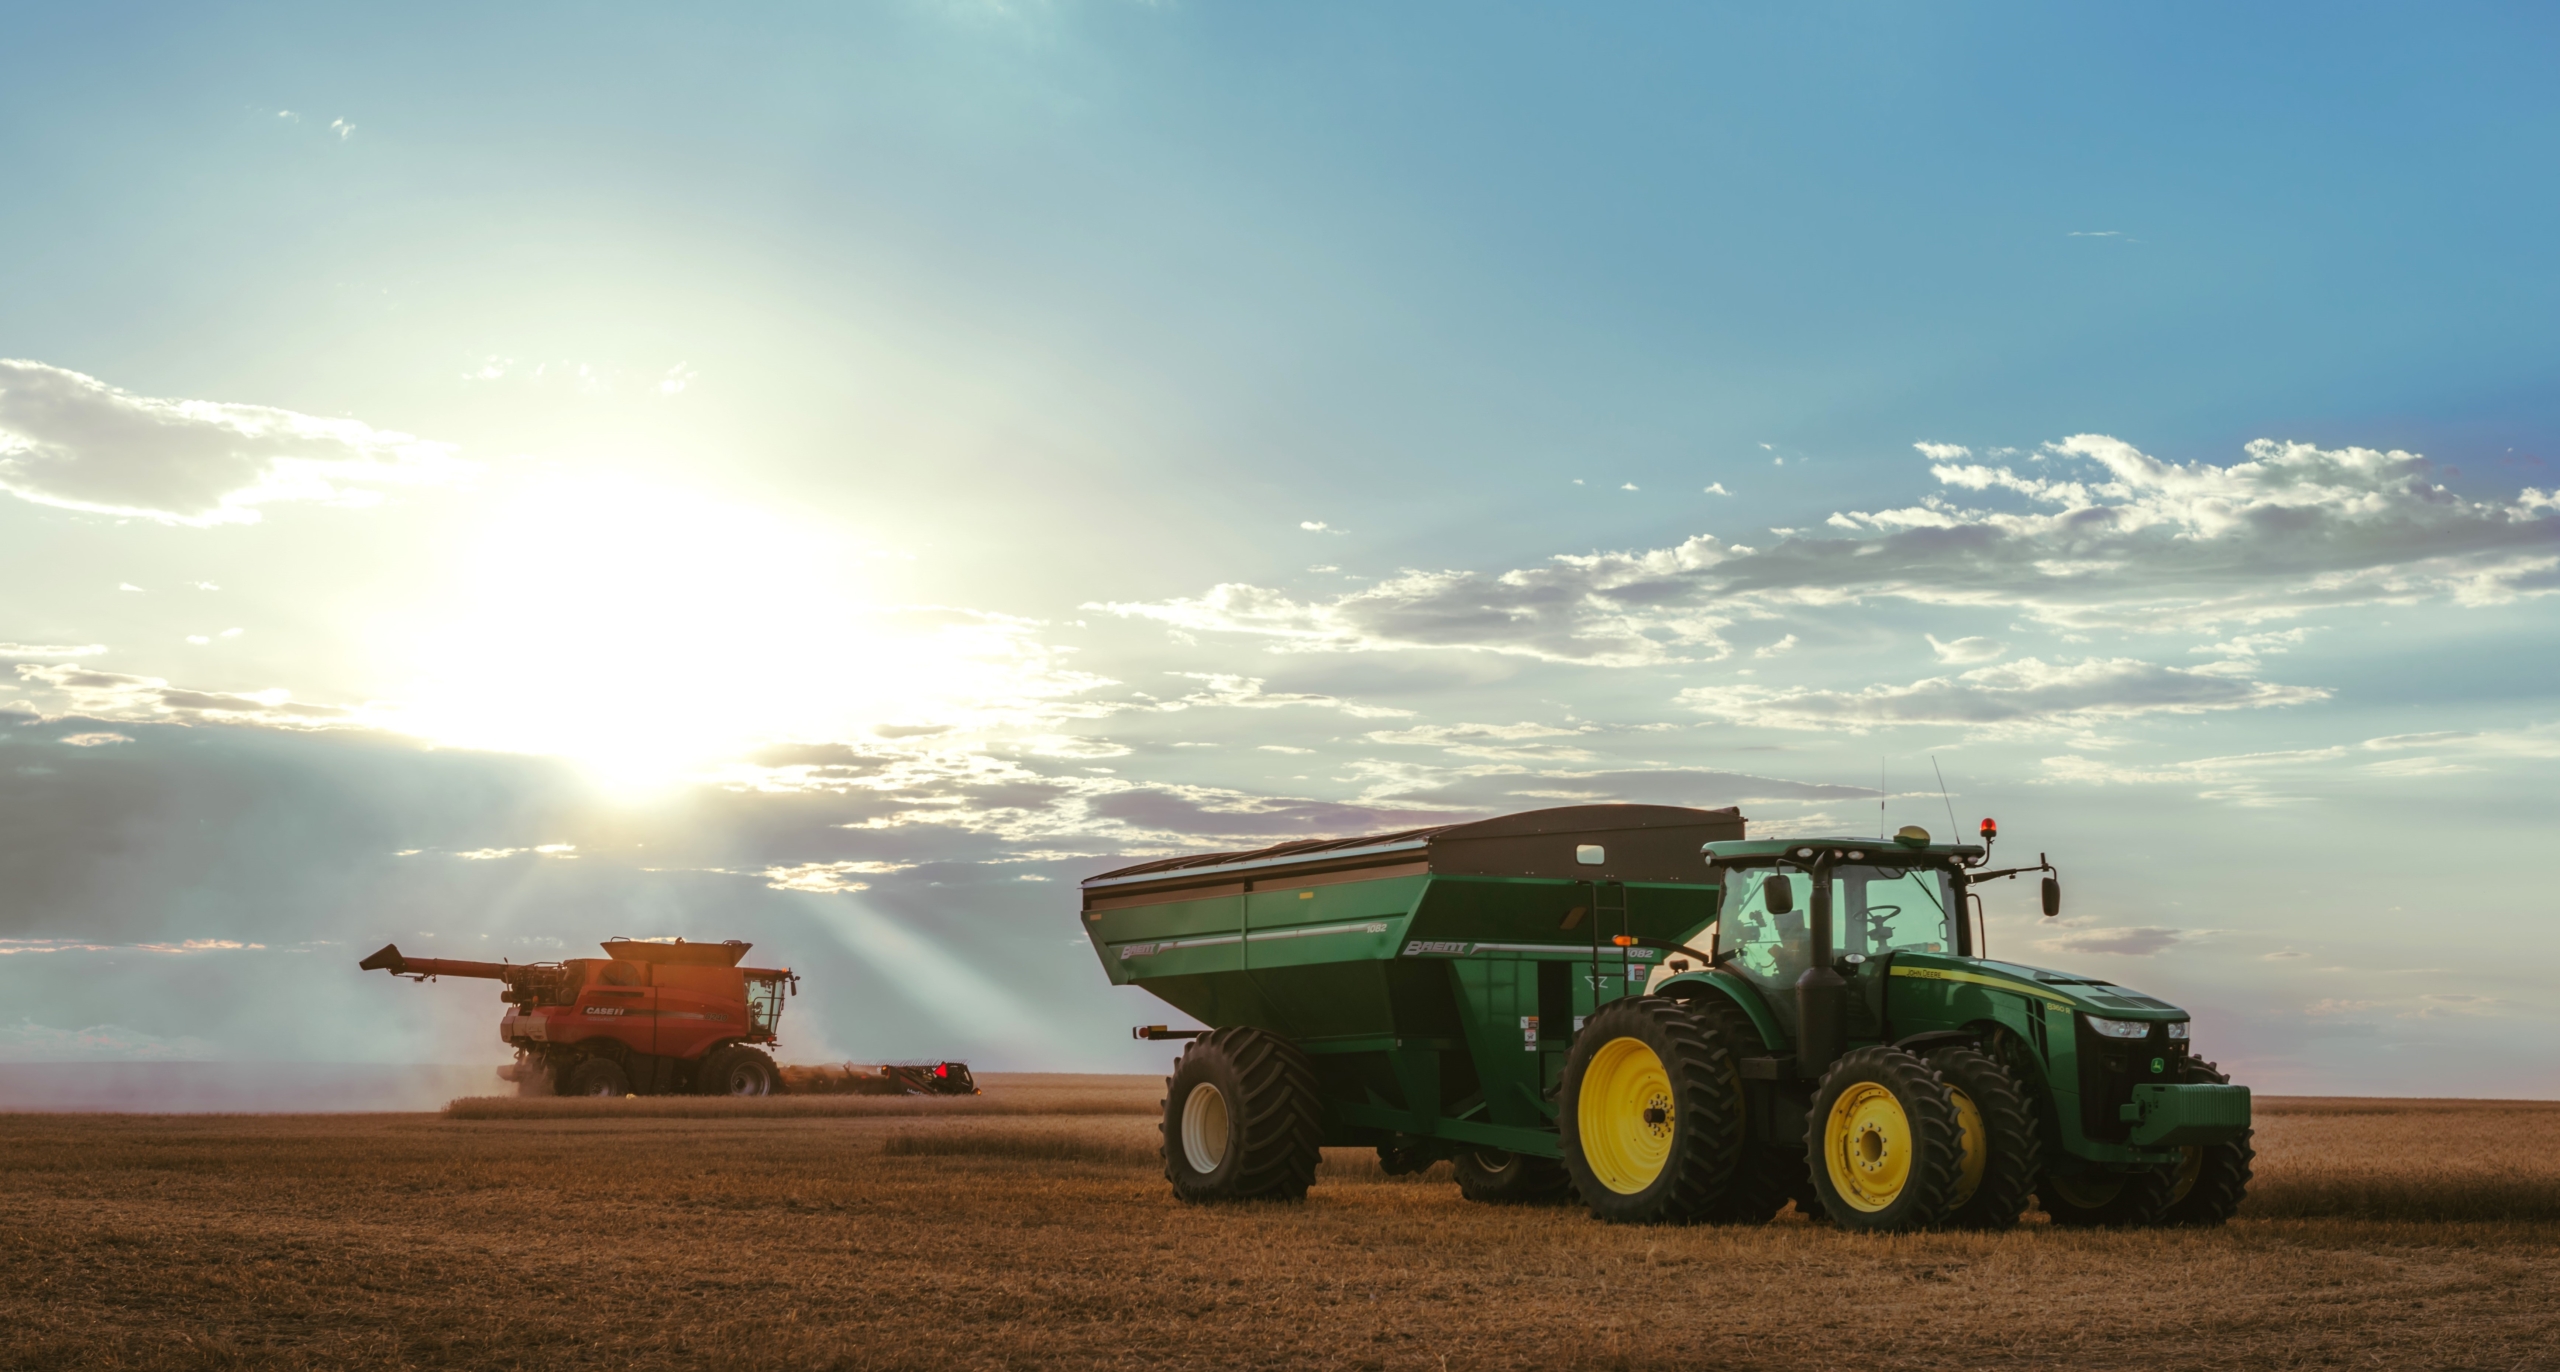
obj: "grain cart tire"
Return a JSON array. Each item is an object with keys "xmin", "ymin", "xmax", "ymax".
[
  {"xmin": 2037, "ymin": 1166, "xmax": 2177, "ymax": 1228},
  {"xmin": 1161, "ymin": 1027, "xmax": 1323, "ymax": 1203},
  {"xmin": 1560, "ymin": 996, "xmax": 1742, "ymax": 1225},
  {"xmin": 1923, "ymin": 1045, "xmax": 2041, "ymax": 1231},
  {"xmin": 2158, "ymin": 1057, "xmax": 2253, "ymax": 1228},
  {"xmin": 562, "ymin": 1057, "xmax": 631, "ymax": 1098},
  {"xmin": 1453, "ymin": 1150, "xmax": 1573, "ymax": 1205},
  {"xmin": 1679, "ymin": 990, "xmax": 1807, "ymax": 1224},
  {"xmin": 697, "ymin": 1046, "xmax": 780, "ymax": 1097},
  {"xmin": 1804, "ymin": 1045, "xmax": 1965, "ymax": 1232}
]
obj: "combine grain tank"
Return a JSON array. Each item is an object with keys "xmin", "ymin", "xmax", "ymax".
[{"xmin": 359, "ymin": 938, "xmax": 797, "ymax": 1098}]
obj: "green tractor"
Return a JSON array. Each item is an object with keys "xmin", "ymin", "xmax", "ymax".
[{"xmin": 1082, "ymin": 803, "xmax": 2252, "ymax": 1230}]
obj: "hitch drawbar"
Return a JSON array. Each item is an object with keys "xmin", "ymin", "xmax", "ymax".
[{"xmin": 1134, "ymin": 1026, "xmax": 1208, "ymax": 1041}]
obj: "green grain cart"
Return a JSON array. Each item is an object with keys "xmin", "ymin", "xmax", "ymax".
[{"xmin": 1081, "ymin": 803, "xmax": 2252, "ymax": 1231}]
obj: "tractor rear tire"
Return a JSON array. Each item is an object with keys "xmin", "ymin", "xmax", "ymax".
[
  {"xmin": 1560, "ymin": 995, "xmax": 1742, "ymax": 1225},
  {"xmin": 697, "ymin": 1046, "xmax": 780, "ymax": 1097},
  {"xmin": 2159, "ymin": 1057, "xmax": 2253, "ymax": 1227},
  {"xmin": 1805, "ymin": 1045, "xmax": 1965, "ymax": 1232},
  {"xmin": 1676, "ymin": 989, "xmax": 1805, "ymax": 1224},
  {"xmin": 1453, "ymin": 1150, "xmax": 1573, "ymax": 1204},
  {"xmin": 562, "ymin": 1057, "xmax": 631, "ymax": 1098},
  {"xmin": 2037, "ymin": 1166, "xmax": 2178, "ymax": 1227},
  {"xmin": 1160, "ymin": 1027, "xmax": 1323, "ymax": 1203},
  {"xmin": 1925, "ymin": 1045, "xmax": 2041, "ymax": 1231}
]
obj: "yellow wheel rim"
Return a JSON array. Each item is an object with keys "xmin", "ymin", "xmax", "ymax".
[
  {"xmin": 2169, "ymin": 1146, "xmax": 2203, "ymax": 1205},
  {"xmin": 1946, "ymin": 1086, "xmax": 1986, "ymax": 1210},
  {"xmin": 1824, "ymin": 1082, "xmax": 1913, "ymax": 1212},
  {"xmin": 2047, "ymin": 1172, "xmax": 2122, "ymax": 1209},
  {"xmin": 1578, "ymin": 1036, "xmax": 1675, "ymax": 1194}
]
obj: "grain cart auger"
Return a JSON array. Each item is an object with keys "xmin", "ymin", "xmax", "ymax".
[
  {"xmin": 1081, "ymin": 804, "xmax": 2253, "ymax": 1231},
  {"xmin": 358, "ymin": 938, "xmax": 798, "ymax": 1098}
]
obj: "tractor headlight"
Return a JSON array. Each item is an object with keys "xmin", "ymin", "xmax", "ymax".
[
  {"xmin": 2085, "ymin": 1015, "xmax": 2153, "ymax": 1040},
  {"xmin": 2165, "ymin": 1021, "xmax": 2189, "ymax": 1041}
]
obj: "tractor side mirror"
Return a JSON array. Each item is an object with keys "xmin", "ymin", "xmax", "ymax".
[
  {"xmin": 2040, "ymin": 875, "xmax": 2062, "ymax": 918},
  {"xmin": 1761, "ymin": 874, "xmax": 1794, "ymax": 916}
]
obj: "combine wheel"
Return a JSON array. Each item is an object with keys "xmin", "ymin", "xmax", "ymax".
[
  {"xmin": 697, "ymin": 1046, "xmax": 780, "ymax": 1097},
  {"xmin": 1452, "ymin": 1150, "xmax": 1573, "ymax": 1204},
  {"xmin": 1924, "ymin": 1045, "xmax": 2041, "ymax": 1231},
  {"xmin": 1560, "ymin": 996, "xmax": 1742, "ymax": 1224},
  {"xmin": 1160, "ymin": 1027, "xmax": 1323, "ymax": 1203},
  {"xmin": 1804, "ymin": 1046, "xmax": 1964, "ymax": 1232},
  {"xmin": 561, "ymin": 1057, "xmax": 631, "ymax": 1098},
  {"xmin": 2158, "ymin": 1057, "xmax": 2254, "ymax": 1227}
]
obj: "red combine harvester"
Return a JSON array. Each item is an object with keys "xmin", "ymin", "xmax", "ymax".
[{"xmin": 360, "ymin": 938, "xmax": 798, "ymax": 1097}]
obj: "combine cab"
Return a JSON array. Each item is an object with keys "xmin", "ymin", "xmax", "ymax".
[
  {"xmin": 360, "ymin": 938, "xmax": 799, "ymax": 1098},
  {"xmin": 1084, "ymin": 803, "xmax": 2254, "ymax": 1231}
]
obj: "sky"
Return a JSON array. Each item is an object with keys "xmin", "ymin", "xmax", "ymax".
[{"xmin": 3, "ymin": 2, "xmax": 2556, "ymax": 1097}]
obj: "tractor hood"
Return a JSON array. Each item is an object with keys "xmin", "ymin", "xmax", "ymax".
[{"xmin": 1891, "ymin": 951, "xmax": 2189, "ymax": 1021}]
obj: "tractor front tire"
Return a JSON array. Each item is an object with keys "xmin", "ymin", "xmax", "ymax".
[
  {"xmin": 2159, "ymin": 1057, "xmax": 2254, "ymax": 1227},
  {"xmin": 1161, "ymin": 1027, "xmax": 1323, "ymax": 1203},
  {"xmin": 1925, "ymin": 1045, "xmax": 2041, "ymax": 1231},
  {"xmin": 2037, "ymin": 1166, "xmax": 2177, "ymax": 1227},
  {"xmin": 562, "ymin": 1057, "xmax": 631, "ymax": 1099},
  {"xmin": 1560, "ymin": 996, "xmax": 1743, "ymax": 1225},
  {"xmin": 1453, "ymin": 1150, "xmax": 1573, "ymax": 1204},
  {"xmin": 1805, "ymin": 1046, "xmax": 1965, "ymax": 1232},
  {"xmin": 697, "ymin": 1046, "xmax": 780, "ymax": 1097}
]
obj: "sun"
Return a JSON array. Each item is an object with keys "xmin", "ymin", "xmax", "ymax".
[{"xmin": 384, "ymin": 473, "xmax": 1088, "ymax": 793}]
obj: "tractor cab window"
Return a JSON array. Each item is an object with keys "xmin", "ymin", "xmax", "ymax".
[
  {"xmin": 1720, "ymin": 868, "xmax": 1814, "ymax": 990},
  {"xmin": 1834, "ymin": 865, "xmax": 1955, "ymax": 959}
]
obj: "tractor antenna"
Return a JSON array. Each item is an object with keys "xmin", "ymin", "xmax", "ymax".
[
  {"xmin": 1879, "ymin": 756, "xmax": 1887, "ymax": 840},
  {"xmin": 1931, "ymin": 755, "xmax": 1960, "ymax": 839}
]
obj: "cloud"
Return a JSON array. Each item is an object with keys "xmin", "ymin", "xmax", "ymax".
[
  {"xmin": 1090, "ymin": 436, "xmax": 2560, "ymax": 663},
  {"xmin": 1354, "ymin": 765, "xmax": 1874, "ymax": 811},
  {"xmin": 1926, "ymin": 634, "xmax": 2006, "ymax": 664},
  {"xmin": 1755, "ymin": 634, "xmax": 1800, "ymax": 660},
  {"xmin": 1362, "ymin": 720, "xmax": 1597, "ymax": 762},
  {"xmin": 1681, "ymin": 657, "xmax": 2326, "ymax": 735},
  {"xmin": 57, "ymin": 733, "xmax": 131, "ymax": 748},
  {"xmin": 761, "ymin": 860, "xmax": 910, "ymax": 894},
  {"xmin": 2035, "ymin": 925, "xmax": 2190, "ymax": 956},
  {"xmin": 0, "ymin": 359, "xmax": 465, "ymax": 526},
  {"xmin": 1156, "ymin": 672, "xmax": 1411, "ymax": 719},
  {"xmin": 0, "ymin": 1019, "xmax": 216, "ymax": 1062},
  {"xmin": 13, "ymin": 664, "xmax": 367, "ymax": 731},
  {"xmin": 1703, "ymin": 483, "xmax": 1730, "ymax": 496},
  {"xmin": 1913, "ymin": 442, "xmax": 1971, "ymax": 460},
  {"xmin": 0, "ymin": 642, "xmax": 105, "ymax": 660}
]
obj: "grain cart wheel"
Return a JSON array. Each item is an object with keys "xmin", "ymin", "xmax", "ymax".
[
  {"xmin": 1804, "ymin": 1046, "xmax": 1964, "ymax": 1232},
  {"xmin": 2037, "ymin": 1166, "xmax": 2177, "ymax": 1227},
  {"xmin": 697, "ymin": 1046, "xmax": 780, "ymax": 1097},
  {"xmin": 1923, "ymin": 1046, "xmax": 2040, "ymax": 1231},
  {"xmin": 1560, "ymin": 996, "xmax": 1742, "ymax": 1224},
  {"xmin": 1160, "ymin": 1027, "xmax": 1323, "ymax": 1203},
  {"xmin": 1453, "ymin": 1150, "xmax": 1573, "ymax": 1204},
  {"xmin": 1679, "ymin": 991, "xmax": 1806, "ymax": 1225},
  {"xmin": 562, "ymin": 1057, "xmax": 631, "ymax": 1098},
  {"xmin": 2158, "ymin": 1057, "xmax": 2253, "ymax": 1227}
]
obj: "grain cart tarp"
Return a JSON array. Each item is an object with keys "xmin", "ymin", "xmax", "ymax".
[{"xmin": 1081, "ymin": 804, "xmax": 1742, "ymax": 1157}]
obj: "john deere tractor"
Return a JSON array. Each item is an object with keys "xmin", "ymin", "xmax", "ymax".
[{"xmin": 1083, "ymin": 803, "xmax": 2253, "ymax": 1230}]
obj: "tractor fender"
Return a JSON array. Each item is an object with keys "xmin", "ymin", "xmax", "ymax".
[
  {"xmin": 1892, "ymin": 1028, "xmax": 1984, "ymax": 1055},
  {"xmin": 1655, "ymin": 969, "xmax": 1789, "ymax": 1054}
]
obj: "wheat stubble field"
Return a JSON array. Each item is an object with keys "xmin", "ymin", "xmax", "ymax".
[{"xmin": 3, "ymin": 1077, "xmax": 2557, "ymax": 1372}]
